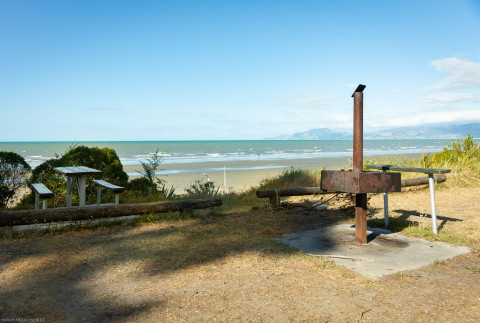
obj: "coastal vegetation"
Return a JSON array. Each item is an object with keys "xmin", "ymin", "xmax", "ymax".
[
  {"xmin": 1, "ymin": 137, "xmax": 479, "ymax": 321},
  {"xmin": 365, "ymin": 134, "xmax": 480, "ymax": 187},
  {"xmin": 0, "ymin": 135, "xmax": 478, "ymax": 234},
  {"xmin": 17, "ymin": 145, "xmax": 128, "ymax": 208},
  {"xmin": 0, "ymin": 151, "xmax": 31, "ymax": 208}
]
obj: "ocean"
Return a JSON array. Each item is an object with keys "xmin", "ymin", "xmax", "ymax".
[{"xmin": 0, "ymin": 139, "xmax": 453, "ymax": 170}]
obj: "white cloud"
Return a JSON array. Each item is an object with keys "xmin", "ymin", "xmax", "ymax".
[
  {"xmin": 426, "ymin": 57, "xmax": 480, "ymax": 91},
  {"xmin": 424, "ymin": 93, "xmax": 474, "ymax": 103},
  {"xmin": 285, "ymin": 95, "xmax": 340, "ymax": 108},
  {"xmin": 368, "ymin": 110, "xmax": 480, "ymax": 128},
  {"xmin": 393, "ymin": 88, "xmax": 403, "ymax": 92},
  {"xmin": 345, "ymin": 84, "xmax": 356, "ymax": 88}
]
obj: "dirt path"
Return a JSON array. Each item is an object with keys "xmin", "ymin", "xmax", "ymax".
[{"xmin": 1, "ymin": 188, "xmax": 479, "ymax": 322}]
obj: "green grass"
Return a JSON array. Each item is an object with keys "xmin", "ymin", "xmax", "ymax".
[{"xmin": 256, "ymin": 167, "xmax": 321, "ymax": 190}]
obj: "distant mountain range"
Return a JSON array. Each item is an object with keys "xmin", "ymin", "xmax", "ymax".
[{"xmin": 268, "ymin": 123, "xmax": 480, "ymax": 140}]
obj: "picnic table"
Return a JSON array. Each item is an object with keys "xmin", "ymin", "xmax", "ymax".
[
  {"xmin": 366, "ymin": 164, "xmax": 451, "ymax": 234},
  {"xmin": 54, "ymin": 166, "xmax": 101, "ymax": 207}
]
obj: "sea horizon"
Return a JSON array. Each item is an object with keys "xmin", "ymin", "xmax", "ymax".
[{"xmin": 0, "ymin": 139, "xmax": 458, "ymax": 170}]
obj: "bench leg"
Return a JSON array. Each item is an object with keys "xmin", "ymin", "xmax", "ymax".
[
  {"xmin": 97, "ymin": 186, "xmax": 101, "ymax": 205},
  {"xmin": 383, "ymin": 192, "xmax": 389, "ymax": 228},
  {"xmin": 428, "ymin": 174, "xmax": 438, "ymax": 235},
  {"xmin": 115, "ymin": 193, "xmax": 120, "ymax": 205},
  {"xmin": 42, "ymin": 199, "xmax": 48, "ymax": 209},
  {"xmin": 34, "ymin": 192, "xmax": 40, "ymax": 210}
]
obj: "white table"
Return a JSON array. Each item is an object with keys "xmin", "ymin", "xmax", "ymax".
[
  {"xmin": 366, "ymin": 164, "xmax": 451, "ymax": 234},
  {"xmin": 54, "ymin": 166, "xmax": 102, "ymax": 207}
]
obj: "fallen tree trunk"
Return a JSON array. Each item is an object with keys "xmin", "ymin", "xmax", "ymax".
[
  {"xmin": 0, "ymin": 198, "xmax": 222, "ymax": 227},
  {"xmin": 401, "ymin": 174, "xmax": 447, "ymax": 187},
  {"xmin": 255, "ymin": 187, "xmax": 328, "ymax": 198},
  {"xmin": 256, "ymin": 174, "xmax": 448, "ymax": 206}
]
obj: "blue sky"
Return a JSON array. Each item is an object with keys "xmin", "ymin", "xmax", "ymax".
[{"xmin": 1, "ymin": 0, "xmax": 480, "ymax": 141}]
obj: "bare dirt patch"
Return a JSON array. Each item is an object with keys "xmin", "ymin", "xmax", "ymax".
[{"xmin": 1, "ymin": 187, "xmax": 479, "ymax": 322}]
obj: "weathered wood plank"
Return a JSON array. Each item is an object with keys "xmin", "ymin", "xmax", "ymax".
[
  {"xmin": 31, "ymin": 183, "xmax": 53, "ymax": 198},
  {"xmin": 0, "ymin": 198, "xmax": 222, "ymax": 227},
  {"xmin": 256, "ymin": 174, "xmax": 448, "ymax": 199},
  {"xmin": 93, "ymin": 179, "xmax": 125, "ymax": 193},
  {"xmin": 256, "ymin": 187, "xmax": 328, "ymax": 198},
  {"xmin": 54, "ymin": 166, "xmax": 102, "ymax": 176},
  {"xmin": 401, "ymin": 174, "xmax": 447, "ymax": 187},
  {"xmin": 366, "ymin": 164, "xmax": 451, "ymax": 174}
]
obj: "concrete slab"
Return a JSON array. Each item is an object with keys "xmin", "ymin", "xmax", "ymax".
[{"xmin": 282, "ymin": 224, "xmax": 470, "ymax": 279}]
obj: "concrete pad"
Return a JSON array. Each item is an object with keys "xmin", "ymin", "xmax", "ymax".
[{"xmin": 282, "ymin": 224, "xmax": 470, "ymax": 279}]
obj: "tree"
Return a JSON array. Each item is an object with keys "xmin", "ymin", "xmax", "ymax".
[
  {"xmin": 23, "ymin": 145, "xmax": 128, "ymax": 207},
  {"xmin": 0, "ymin": 151, "xmax": 31, "ymax": 208}
]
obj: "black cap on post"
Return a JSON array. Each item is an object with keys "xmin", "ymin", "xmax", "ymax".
[{"xmin": 351, "ymin": 84, "xmax": 366, "ymax": 97}]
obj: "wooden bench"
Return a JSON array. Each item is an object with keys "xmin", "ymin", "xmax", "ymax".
[
  {"xmin": 366, "ymin": 164, "xmax": 451, "ymax": 234},
  {"xmin": 31, "ymin": 183, "xmax": 53, "ymax": 210},
  {"xmin": 93, "ymin": 180, "xmax": 125, "ymax": 205}
]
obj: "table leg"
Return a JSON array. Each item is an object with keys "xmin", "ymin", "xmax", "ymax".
[
  {"xmin": 428, "ymin": 174, "xmax": 438, "ymax": 235},
  {"xmin": 383, "ymin": 192, "xmax": 389, "ymax": 228},
  {"xmin": 78, "ymin": 176, "xmax": 86, "ymax": 207},
  {"xmin": 97, "ymin": 186, "xmax": 101, "ymax": 205},
  {"xmin": 66, "ymin": 177, "xmax": 74, "ymax": 207}
]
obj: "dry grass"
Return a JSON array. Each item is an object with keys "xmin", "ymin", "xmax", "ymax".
[
  {"xmin": 1, "ymin": 185, "xmax": 480, "ymax": 321},
  {"xmin": 1, "ymin": 146, "xmax": 480, "ymax": 321}
]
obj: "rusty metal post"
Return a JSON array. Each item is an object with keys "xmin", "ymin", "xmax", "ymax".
[{"xmin": 352, "ymin": 85, "xmax": 367, "ymax": 244}]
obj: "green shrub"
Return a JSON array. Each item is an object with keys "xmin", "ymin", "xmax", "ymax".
[
  {"xmin": 130, "ymin": 149, "xmax": 176, "ymax": 199},
  {"xmin": 365, "ymin": 135, "xmax": 480, "ymax": 187},
  {"xmin": 257, "ymin": 167, "xmax": 320, "ymax": 190},
  {"xmin": 184, "ymin": 177, "xmax": 219, "ymax": 198},
  {"xmin": 20, "ymin": 145, "xmax": 128, "ymax": 207},
  {"xmin": 0, "ymin": 151, "xmax": 31, "ymax": 208},
  {"xmin": 421, "ymin": 135, "xmax": 480, "ymax": 186}
]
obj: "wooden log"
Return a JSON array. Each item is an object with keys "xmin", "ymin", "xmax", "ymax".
[
  {"xmin": 366, "ymin": 164, "xmax": 451, "ymax": 174},
  {"xmin": 256, "ymin": 187, "xmax": 327, "ymax": 199},
  {"xmin": 256, "ymin": 174, "xmax": 448, "ymax": 200},
  {"xmin": 401, "ymin": 174, "xmax": 447, "ymax": 187},
  {"xmin": 0, "ymin": 198, "xmax": 222, "ymax": 227}
]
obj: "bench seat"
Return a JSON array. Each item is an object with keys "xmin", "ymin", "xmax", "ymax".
[
  {"xmin": 31, "ymin": 183, "xmax": 53, "ymax": 209},
  {"xmin": 93, "ymin": 179, "xmax": 125, "ymax": 205}
]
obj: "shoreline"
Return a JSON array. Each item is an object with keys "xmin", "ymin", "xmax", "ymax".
[
  {"xmin": 124, "ymin": 154, "xmax": 421, "ymax": 193},
  {"xmin": 8, "ymin": 153, "xmax": 422, "ymax": 205}
]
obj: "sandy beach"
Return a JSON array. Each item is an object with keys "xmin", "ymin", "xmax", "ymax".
[
  {"xmin": 124, "ymin": 156, "xmax": 359, "ymax": 193},
  {"xmin": 124, "ymin": 157, "xmax": 351, "ymax": 192},
  {"xmin": 124, "ymin": 153, "xmax": 423, "ymax": 193}
]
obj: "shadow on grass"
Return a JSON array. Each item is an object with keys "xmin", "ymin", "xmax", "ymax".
[
  {"xmin": 368, "ymin": 207, "xmax": 463, "ymax": 233},
  {"xmin": 0, "ymin": 205, "xmax": 353, "ymax": 321}
]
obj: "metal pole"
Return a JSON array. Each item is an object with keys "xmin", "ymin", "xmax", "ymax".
[
  {"xmin": 352, "ymin": 85, "xmax": 367, "ymax": 244},
  {"xmin": 383, "ymin": 192, "xmax": 389, "ymax": 228},
  {"xmin": 428, "ymin": 173, "xmax": 438, "ymax": 234},
  {"xmin": 353, "ymin": 91, "xmax": 364, "ymax": 173}
]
